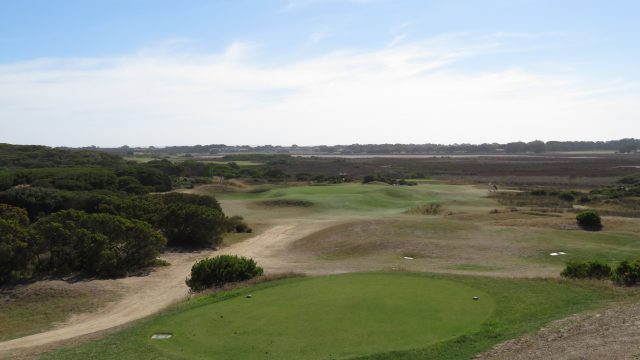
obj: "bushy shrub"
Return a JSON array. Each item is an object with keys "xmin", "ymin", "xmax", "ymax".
[
  {"xmin": 561, "ymin": 261, "xmax": 611, "ymax": 279},
  {"xmin": 576, "ymin": 210, "xmax": 602, "ymax": 229},
  {"xmin": 225, "ymin": 215, "xmax": 252, "ymax": 233},
  {"xmin": 405, "ymin": 203, "xmax": 442, "ymax": 215},
  {"xmin": 116, "ymin": 176, "xmax": 148, "ymax": 194},
  {"xmin": 33, "ymin": 209, "xmax": 166, "ymax": 277},
  {"xmin": 398, "ymin": 179, "xmax": 418, "ymax": 186},
  {"xmin": 362, "ymin": 175, "xmax": 413, "ymax": 186},
  {"xmin": 158, "ymin": 204, "xmax": 225, "ymax": 247},
  {"xmin": 611, "ymin": 259, "xmax": 640, "ymax": 286},
  {"xmin": 0, "ymin": 186, "xmax": 67, "ymax": 219},
  {"xmin": 558, "ymin": 191, "xmax": 575, "ymax": 202},
  {"xmin": 0, "ymin": 205, "xmax": 33, "ymax": 283},
  {"xmin": 0, "ymin": 171, "xmax": 15, "ymax": 191},
  {"xmin": 186, "ymin": 255, "xmax": 263, "ymax": 291},
  {"xmin": 157, "ymin": 192, "xmax": 221, "ymax": 211}
]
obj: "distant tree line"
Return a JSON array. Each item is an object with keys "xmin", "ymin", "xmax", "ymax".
[
  {"xmin": 0, "ymin": 145, "xmax": 295, "ymax": 194},
  {"xmin": 79, "ymin": 138, "xmax": 640, "ymax": 155},
  {"xmin": 362, "ymin": 175, "xmax": 417, "ymax": 186}
]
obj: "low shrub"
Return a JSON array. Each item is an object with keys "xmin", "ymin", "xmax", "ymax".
[
  {"xmin": 405, "ymin": 203, "xmax": 442, "ymax": 215},
  {"xmin": 576, "ymin": 210, "xmax": 602, "ymax": 229},
  {"xmin": 611, "ymin": 259, "xmax": 640, "ymax": 286},
  {"xmin": 186, "ymin": 255, "xmax": 263, "ymax": 291},
  {"xmin": 225, "ymin": 215, "xmax": 252, "ymax": 233},
  {"xmin": 362, "ymin": 175, "xmax": 415, "ymax": 186},
  {"xmin": 259, "ymin": 199, "xmax": 314, "ymax": 208},
  {"xmin": 558, "ymin": 191, "xmax": 575, "ymax": 202},
  {"xmin": 561, "ymin": 261, "xmax": 611, "ymax": 279}
]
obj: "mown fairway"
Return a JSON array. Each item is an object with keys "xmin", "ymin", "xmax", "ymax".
[
  {"xmin": 209, "ymin": 181, "xmax": 494, "ymax": 219},
  {"xmin": 149, "ymin": 273, "xmax": 492, "ymax": 360},
  {"xmin": 41, "ymin": 272, "xmax": 628, "ymax": 360}
]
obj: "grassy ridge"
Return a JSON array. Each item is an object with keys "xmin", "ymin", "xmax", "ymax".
[
  {"xmin": 41, "ymin": 273, "xmax": 629, "ymax": 360},
  {"xmin": 218, "ymin": 183, "xmax": 490, "ymax": 215}
]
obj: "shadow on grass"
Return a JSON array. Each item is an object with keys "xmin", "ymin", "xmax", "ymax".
[{"xmin": 578, "ymin": 224, "xmax": 603, "ymax": 231}]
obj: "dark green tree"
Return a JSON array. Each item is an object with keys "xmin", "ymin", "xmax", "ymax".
[
  {"xmin": 158, "ymin": 204, "xmax": 225, "ymax": 247},
  {"xmin": 0, "ymin": 204, "xmax": 32, "ymax": 283},
  {"xmin": 576, "ymin": 210, "xmax": 602, "ymax": 230},
  {"xmin": 33, "ymin": 210, "xmax": 166, "ymax": 277}
]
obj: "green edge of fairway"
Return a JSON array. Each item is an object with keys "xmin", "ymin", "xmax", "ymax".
[{"xmin": 41, "ymin": 273, "xmax": 630, "ymax": 360}]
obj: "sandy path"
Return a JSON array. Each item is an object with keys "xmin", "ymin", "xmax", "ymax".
[{"xmin": 0, "ymin": 219, "xmax": 331, "ymax": 356}]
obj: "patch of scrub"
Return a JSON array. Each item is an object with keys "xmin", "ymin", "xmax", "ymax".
[{"xmin": 256, "ymin": 199, "xmax": 315, "ymax": 208}]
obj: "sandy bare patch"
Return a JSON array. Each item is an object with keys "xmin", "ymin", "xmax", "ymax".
[{"xmin": 476, "ymin": 301, "xmax": 640, "ymax": 360}]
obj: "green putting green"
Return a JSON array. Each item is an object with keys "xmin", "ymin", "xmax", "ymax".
[{"xmin": 148, "ymin": 273, "xmax": 493, "ymax": 360}]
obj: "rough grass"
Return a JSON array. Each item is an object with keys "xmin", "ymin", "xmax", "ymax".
[
  {"xmin": 41, "ymin": 272, "xmax": 631, "ymax": 360},
  {"xmin": 290, "ymin": 216, "xmax": 640, "ymax": 276},
  {"xmin": 516, "ymin": 229, "xmax": 640, "ymax": 266},
  {"xmin": 0, "ymin": 282, "xmax": 117, "ymax": 341},
  {"xmin": 447, "ymin": 264, "xmax": 503, "ymax": 272}
]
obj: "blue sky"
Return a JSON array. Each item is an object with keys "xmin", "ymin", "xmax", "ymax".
[{"xmin": 1, "ymin": 0, "xmax": 639, "ymax": 146}]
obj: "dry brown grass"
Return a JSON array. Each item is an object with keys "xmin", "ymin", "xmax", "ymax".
[
  {"xmin": 0, "ymin": 281, "xmax": 118, "ymax": 342},
  {"xmin": 286, "ymin": 210, "xmax": 640, "ymax": 279}
]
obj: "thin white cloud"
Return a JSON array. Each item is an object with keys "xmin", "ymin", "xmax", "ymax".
[
  {"xmin": 309, "ymin": 30, "xmax": 330, "ymax": 43},
  {"xmin": 0, "ymin": 35, "xmax": 638, "ymax": 147},
  {"xmin": 284, "ymin": 0, "xmax": 382, "ymax": 11}
]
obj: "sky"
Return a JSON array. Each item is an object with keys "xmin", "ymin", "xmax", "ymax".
[{"xmin": 1, "ymin": 0, "xmax": 639, "ymax": 147}]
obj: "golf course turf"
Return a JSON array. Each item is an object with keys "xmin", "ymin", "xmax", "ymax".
[
  {"xmin": 150, "ymin": 273, "xmax": 492, "ymax": 359},
  {"xmin": 217, "ymin": 182, "xmax": 491, "ymax": 215},
  {"xmin": 42, "ymin": 272, "xmax": 627, "ymax": 360}
]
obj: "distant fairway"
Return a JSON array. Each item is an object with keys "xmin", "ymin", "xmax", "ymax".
[
  {"xmin": 216, "ymin": 182, "xmax": 493, "ymax": 215},
  {"xmin": 211, "ymin": 182, "xmax": 640, "ymax": 277}
]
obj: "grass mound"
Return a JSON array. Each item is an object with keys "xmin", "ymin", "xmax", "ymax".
[{"xmin": 218, "ymin": 183, "xmax": 482, "ymax": 215}]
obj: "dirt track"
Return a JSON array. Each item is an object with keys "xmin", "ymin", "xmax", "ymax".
[{"xmin": 0, "ymin": 220, "xmax": 333, "ymax": 357}]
